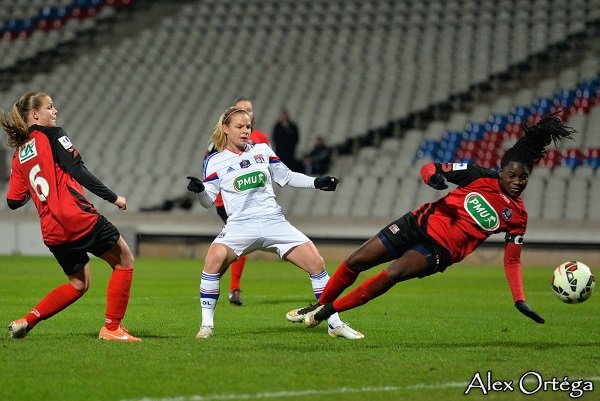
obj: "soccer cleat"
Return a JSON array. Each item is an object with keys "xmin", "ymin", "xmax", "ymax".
[
  {"xmin": 8, "ymin": 318, "xmax": 28, "ymax": 339},
  {"xmin": 303, "ymin": 304, "xmax": 325, "ymax": 327},
  {"xmin": 196, "ymin": 325, "xmax": 214, "ymax": 339},
  {"xmin": 286, "ymin": 303, "xmax": 320, "ymax": 323},
  {"xmin": 99, "ymin": 325, "xmax": 142, "ymax": 342},
  {"xmin": 228, "ymin": 289, "xmax": 242, "ymax": 306},
  {"xmin": 328, "ymin": 323, "xmax": 364, "ymax": 340}
]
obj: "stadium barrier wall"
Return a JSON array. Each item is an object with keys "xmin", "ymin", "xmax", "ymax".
[{"xmin": 1, "ymin": 211, "xmax": 598, "ymax": 268}]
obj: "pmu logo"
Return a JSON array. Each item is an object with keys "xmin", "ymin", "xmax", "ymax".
[
  {"xmin": 234, "ymin": 171, "xmax": 267, "ymax": 192},
  {"xmin": 464, "ymin": 192, "xmax": 499, "ymax": 231},
  {"xmin": 18, "ymin": 139, "xmax": 37, "ymax": 163}
]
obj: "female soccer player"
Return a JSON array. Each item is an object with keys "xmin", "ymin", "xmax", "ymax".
[
  {"xmin": 2, "ymin": 92, "xmax": 141, "ymax": 342},
  {"xmin": 204, "ymin": 97, "xmax": 270, "ymax": 306},
  {"xmin": 186, "ymin": 105, "xmax": 362, "ymax": 339},
  {"xmin": 287, "ymin": 112, "xmax": 576, "ymax": 334}
]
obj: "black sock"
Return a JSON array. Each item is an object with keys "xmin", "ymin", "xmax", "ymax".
[{"xmin": 315, "ymin": 302, "xmax": 336, "ymax": 321}]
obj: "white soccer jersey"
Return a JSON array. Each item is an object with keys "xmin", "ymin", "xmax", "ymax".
[{"xmin": 201, "ymin": 143, "xmax": 295, "ymax": 223}]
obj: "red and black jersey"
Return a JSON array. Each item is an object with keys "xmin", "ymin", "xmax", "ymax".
[
  {"xmin": 417, "ymin": 162, "xmax": 528, "ymax": 264},
  {"xmin": 7, "ymin": 125, "xmax": 114, "ymax": 245},
  {"xmin": 204, "ymin": 129, "xmax": 270, "ymax": 208}
]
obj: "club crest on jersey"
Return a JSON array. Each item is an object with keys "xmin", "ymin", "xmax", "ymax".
[
  {"xmin": 239, "ymin": 159, "xmax": 251, "ymax": 169},
  {"xmin": 234, "ymin": 171, "xmax": 267, "ymax": 192},
  {"xmin": 58, "ymin": 135, "xmax": 73, "ymax": 150},
  {"xmin": 18, "ymin": 138, "xmax": 37, "ymax": 163},
  {"xmin": 254, "ymin": 154, "xmax": 265, "ymax": 163},
  {"xmin": 441, "ymin": 162, "xmax": 468, "ymax": 172},
  {"xmin": 464, "ymin": 192, "xmax": 499, "ymax": 231},
  {"xmin": 502, "ymin": 207, "xmax": 513, "ymax": 220}
]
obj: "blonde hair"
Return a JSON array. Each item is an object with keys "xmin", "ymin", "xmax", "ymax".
[
  {"xmin": 209, "ymin": 106, "xmax": 250, "ymax": 152},
  {"xmin": 0, "ymin": 92, "xmax": 49, "ymax": 148}
]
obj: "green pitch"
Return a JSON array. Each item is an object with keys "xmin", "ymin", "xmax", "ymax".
[{"xmin": 0, "ymin": 256, "xmax": 598, "ymax": 401}]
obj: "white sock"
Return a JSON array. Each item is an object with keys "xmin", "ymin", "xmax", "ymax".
[
  {"xmin": 200, "ymin": 271, "xmax": 220, "ymax": 327},
  {"xmin": 310, "ymin": 270, "xmax": 342, "ymax": 327}
]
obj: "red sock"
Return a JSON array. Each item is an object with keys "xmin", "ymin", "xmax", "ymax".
[
  {"xmin": 319, "ymin": 260, "xmax": 359, "ymax": 304},
  {"xmin": 105, "ymin": 268, "xmax": 133, "ymax": 331},
  {"xmin": 332, "ymin": 270, "xmax": 395, "ymax": 313},
  {"xmin": 24, "ymin": 283, "xmax": 84, "ymax": 331},
  {"xmin": 230, "ymin": 256, "xmax": 246, "ymax": 290}
]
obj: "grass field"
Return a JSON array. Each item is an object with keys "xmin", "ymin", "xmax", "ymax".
[{"xmin": 1, "ymin": 256, "xmax": 598, "ymax": 401}]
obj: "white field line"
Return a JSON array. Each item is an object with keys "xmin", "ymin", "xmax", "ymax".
[
  {"xmin": 121, "ymin": 382, "xmax": 468, "ymax": 401},
  {"xmin": 121, "ymin": 377, "xmax": 600, "ymax": 401}
]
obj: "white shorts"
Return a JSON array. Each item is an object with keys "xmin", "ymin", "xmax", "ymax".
[{"xmin": 212, "ymin": 217, "xmax": 310, "ymax": 259}]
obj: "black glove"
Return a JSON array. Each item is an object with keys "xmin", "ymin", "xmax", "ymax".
[
  {"xmin": 515, "ymin": 300, "xmax": 545, "ymax": 324},
  {"xmin": 427, "ymin": 173, "xmax": 448, "ymax": 190},
  {"xmin": 314, "ymin": 176, "xmax": 339, "ymax": 191},
  {"xmin": 186, "ymin": 176, "xmax": 205, "ymax": 193}
]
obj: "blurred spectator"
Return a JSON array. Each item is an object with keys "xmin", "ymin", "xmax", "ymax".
[
  {"xmin": 302, "ymin": 136, "xmax": 332, "ymax": 175},
  {"xmin": 272, "ymin": 109, "xmax": 300, "ymax": 171}
]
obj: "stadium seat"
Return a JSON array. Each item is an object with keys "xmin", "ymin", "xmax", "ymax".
[{"xmin": 562, "ymin": 148, "xmax": 584, "ymax": 169}]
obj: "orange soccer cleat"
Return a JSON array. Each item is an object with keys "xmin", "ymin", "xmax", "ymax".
[{"xmin": 99, "ymin": 325, "xmax": 142, "ymax": 342}]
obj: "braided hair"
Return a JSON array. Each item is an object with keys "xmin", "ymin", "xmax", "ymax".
[{"xmin": 500, "ymin": 111, "xmax": 576, "ymax": 170}]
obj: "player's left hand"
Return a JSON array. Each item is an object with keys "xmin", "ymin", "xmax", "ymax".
[
  {"xmin": 515, "ymin": 300, "xmax": 545, "ymax": 324},
  {"xmin": 314, "ymin": 176, "xmax": 339, "ymax": 191}
]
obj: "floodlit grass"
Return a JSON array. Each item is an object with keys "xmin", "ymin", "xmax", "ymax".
[{"xmin": 1, "ymin": 256, "xmax": 598, "ymax": 401}]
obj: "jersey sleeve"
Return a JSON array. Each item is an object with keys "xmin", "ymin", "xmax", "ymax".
[
  {"xmin": 69, "ymin": 163, "xmax": 117, "ymax": 203},
  {"xmin": 197, "ymin": 155, "xmax": 219, "ymax": 207},
  {"xmin": 424, "ymin": 162, "xmax": 498, "ymax": 187},
  {"xmin": 266, "ymin": 145, "xmax": 294, "ymax": 187},
  {"xmin": 503, "ymin": 241, "xmax": 525, "ymax": 302},
  {"xmin": 47, "ymin": 127, "xmax": 83, "ymax": 172}
]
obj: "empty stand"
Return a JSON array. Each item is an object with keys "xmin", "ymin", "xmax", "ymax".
[{"xmin": 0, "ymin": 0, "xmax": 598, "ymax": 226}]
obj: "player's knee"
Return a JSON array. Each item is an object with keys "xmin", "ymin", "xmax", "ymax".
[
  {"xmin": 204, "ymin": 255, "xmax": 226, "ymax": 274},
  {"xmin": 70, "ymin": 281, "xmax": 89, "ymax": 294},
  {"xmin": 384, "ymin": 265, "xmax": 405, "ymax": 282},
  {"xmin": 307, "ymin": 254, "xmax": 325, "ymax": 275},
  {"xmin": 122, "ymin": 252, "xmax": 134, "ymax": 268},
  {"xmin": 346, "ymin": 251, "xmax": 370, "ymax": 272},
  {"xmin": 386, "ymin": 253, "xmax": 429, "ymax": 282}
]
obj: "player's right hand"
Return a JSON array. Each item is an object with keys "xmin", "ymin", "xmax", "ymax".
[
  {"xmin": 186, "ymin": 176, "xmax": 205, "ymax": 193},
  {"xmin": 515, "ymin": 300, "xmax": 545, "ymax": 324},
  {"xmin": 427, "ymin": 173, "xmax": 448, "ymax": 190}
]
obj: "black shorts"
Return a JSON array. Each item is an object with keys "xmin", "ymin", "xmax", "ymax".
[
  {"xmin": 47, "ymin": 216, "xmax": 121, "ymax": 276},
  {"xmin": 377, "ymin": 212, "xmax": 452, "ymax": 278}
]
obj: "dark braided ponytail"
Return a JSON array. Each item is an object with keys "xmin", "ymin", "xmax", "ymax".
[{"xmin": 501, "ymin": 111, "xmax": 576, "ymax": 169}]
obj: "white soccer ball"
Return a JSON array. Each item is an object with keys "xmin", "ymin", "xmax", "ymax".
[{"xmin": 551, "ymin": 261, "xmax": 596, "ymax": 304}]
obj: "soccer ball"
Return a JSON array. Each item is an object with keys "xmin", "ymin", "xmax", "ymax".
[{"xmin": 551, "ymin": 261, "xmax": 596, "ymax": 304}]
